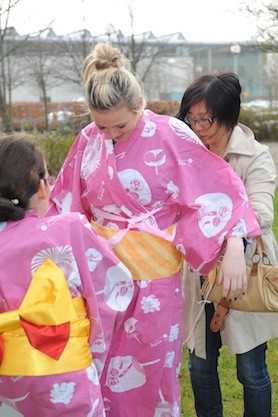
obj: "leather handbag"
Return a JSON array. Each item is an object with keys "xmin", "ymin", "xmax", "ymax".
[{"xmin": 200, "ymin": 236, "xmax": 278, "ymax": 314}]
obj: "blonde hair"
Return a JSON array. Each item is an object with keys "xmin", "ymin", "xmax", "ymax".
[{"xmin": 83, "ymin": 43, "xmax": 144, "ymax": 111}]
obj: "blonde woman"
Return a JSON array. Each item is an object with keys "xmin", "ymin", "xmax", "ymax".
[{"xmin": 49, "ymin": 44, "xmax": 260, "ymax": 417}]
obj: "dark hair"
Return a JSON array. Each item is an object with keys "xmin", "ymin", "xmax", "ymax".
[
  {"xmin": 0, "ymin": 134, "xmax": 46, "ymax": 222},
  {"xmin": 176, "ymin": 72, "xmax": 242, "ymax": 130}
]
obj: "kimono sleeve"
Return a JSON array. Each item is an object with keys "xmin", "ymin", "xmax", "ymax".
[
  {"xmin": 169, "ymin": 131, "xmax": 261, "ymax": 274},
  {"xmin": 69, "ymin": 214, "xmax": 134, "ymax": 373},
  {"xmin": 48, "ymin": 130, "xmax": 90, "ymax": 218}
]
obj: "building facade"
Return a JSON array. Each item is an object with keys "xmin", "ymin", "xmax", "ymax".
[{"xmin": 1, "ymin": 27, "xmax": 276, "ymax": 104}]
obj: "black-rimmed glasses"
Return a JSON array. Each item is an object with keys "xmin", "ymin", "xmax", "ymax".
[{"xmin": 184, "ymin": 115, "xmax": 215, "ymax": 128}]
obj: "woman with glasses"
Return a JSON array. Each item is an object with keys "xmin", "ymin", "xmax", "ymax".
[{"xmin": 177, "ymin": 72, "xmax": 278, "ymax": 417}]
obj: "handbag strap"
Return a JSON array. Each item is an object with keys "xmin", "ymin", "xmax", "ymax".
[
  {"xmin": 254, "ymin": 235, "xmax": 270, "ymax": 263},
  {"xmin": 254, "ymin": 214, "xmax": 269, "ymax": 262},
  {"xmin": 252, "ymin": 235, "xmax": 271, "ymax": 275},
  {"xmin": 210, "ymin": 298, "xmax": 230, "ymax": 332}
]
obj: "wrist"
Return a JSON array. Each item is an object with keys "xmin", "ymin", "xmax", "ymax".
[{"xmin": 226, "ymin": 237, "xmax": 244, "ymax": 251}]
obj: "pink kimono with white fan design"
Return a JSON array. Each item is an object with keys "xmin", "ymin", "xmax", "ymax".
[
  {"xmin": 0, "ymin": 211, "xmax": 133, "ymax": 417},
  {"xmin": 49, "ymin": 110, "xmax": 260, "ymax": 417}
]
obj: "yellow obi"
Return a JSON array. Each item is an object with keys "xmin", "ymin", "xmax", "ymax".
[
  {"xmin": 0, "ymin": 259, "xmax": 92, "ymax": 376},
  {"xmin": 91, "ymin": 220, "xmax": 183, "ymax": 280}
]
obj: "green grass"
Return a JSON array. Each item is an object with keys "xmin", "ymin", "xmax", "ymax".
[{"xmin": 180, "ymin": 190, "xmax": 278, "ymax": 416}]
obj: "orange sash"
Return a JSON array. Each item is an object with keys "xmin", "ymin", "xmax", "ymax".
[{"xmin": 91, "ymin": 221, "xmax": 183, "ymax": 280}]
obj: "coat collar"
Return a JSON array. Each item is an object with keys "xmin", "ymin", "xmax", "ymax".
[{"xmin": 223, "ymin": 123, "xmax": 255, "ymax": 159}]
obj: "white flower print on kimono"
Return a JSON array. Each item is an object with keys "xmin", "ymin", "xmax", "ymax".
[
  {"xmin": 141, "ymin": 295, "xmax": 161, "ymax": 313},
  {"xmin": 169, "ymin": 324, "xmax": 179, "ymax": 342},
  {"xmin": 164, "ymin": 351, "xmax": 175, "ymax": 368},
  {"xmin": 50, "ymin": 382, "xmax": 75, "ymax": 405}
]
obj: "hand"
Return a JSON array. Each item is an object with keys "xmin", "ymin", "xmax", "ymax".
[{"xmin": 217, "ymin": 237, "xmax": 247, "ymax": 300}]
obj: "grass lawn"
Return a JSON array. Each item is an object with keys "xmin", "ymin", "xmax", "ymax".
[{"xmin": 180, "ymin": 190, "xmax": 278, "ymax": 416}]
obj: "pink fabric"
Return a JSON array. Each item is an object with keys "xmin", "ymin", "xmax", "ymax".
[
  {"xmin": 0, "ymin": 211, "xmax": 133, "ymax": 417},
  {"xmin": 49, "ymin": 110, "xmax": 261, "ymax": 416}
]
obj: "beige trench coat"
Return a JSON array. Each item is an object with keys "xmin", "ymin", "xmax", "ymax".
[{"xmin": 183, "ymin": 123, "xmax": 278, "ymax": 358}]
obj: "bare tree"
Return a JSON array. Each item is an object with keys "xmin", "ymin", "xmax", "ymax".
[
  {"xmin": 244, "ymin": 0, "xmax": 278, "ymax": 51},
  {"xmin": 24, "ymin": 32, "xmax": 64, "ymax": 132},
  {"xmin": 243, "ymin": 1, "xmax": 278, "ymax": 104},
  {"xmin": 0, "ymin": 0, "xmax": 22, "ymax": 131},
  {"xmin": 115, "ymin": 0, "xmax": 172, "ymax": 98},
  {"xmin": 54, "ymin": 29, "xmax": 94, "ymax": 89},
  {"xmin": 0, "ymin": 0, "xmax": 55, "ymax": 131}
]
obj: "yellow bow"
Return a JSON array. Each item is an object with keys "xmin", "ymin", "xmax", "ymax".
[{"xmin": 0, "ymin": 259, "xmax": 92, "ymax": 376}]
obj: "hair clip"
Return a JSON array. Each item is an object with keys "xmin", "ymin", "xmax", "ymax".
[{"xmin": 11, "ymin": 198, "xmax": 19, "ymax": 205}]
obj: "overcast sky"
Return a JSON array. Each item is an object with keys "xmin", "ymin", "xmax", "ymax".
[{"xmin": 6, "ymin": 0, "xmax": 257, "ymax": 42}]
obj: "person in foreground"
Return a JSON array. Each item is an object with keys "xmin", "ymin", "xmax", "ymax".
[
  {"xmin": 49, "ymin": 43, "xmax": 260, "ymax": 417},
  {"xmin": 0, "ymin": 134, "xmax": 133, "ymax": 417},
  {"xmin": 177, "ymin": 72, "xmax": 278, "ymax": 417}
]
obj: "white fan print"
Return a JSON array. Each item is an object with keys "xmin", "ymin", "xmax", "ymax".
[
  {"xmin": 81, "ymin": 137, "xmax": 102, "ymax": 179},
  {"xmin": 144, "ymin": 149, "xmax": 166, "ymax": 175},
  {"xmin": 0, "ymin": 393, "xmax": 29, "ymax": 417},
  {"xmin": 169, "ymin": 117, "xmax": 202, "ymax": 144},
  {"xmin": 52, "ymin": 189, "xmax": 72, "ymax": 214},
  {"xmin": 118, "ymin": 169, "xmax": 152, "ymax": 205},
  {"xmin": 87, "ymin": 397, "xmax": 100, "ymax": 417},
  {"xmin": 86, "ymin": 248, "xmax": 103, "ymax": 272},
  {"xmin": 31, "ymin": 246, "xmax": 81, "ymax": 289},
  {"xmin": 106, "ymin": 355, "xmax": 160, "ymax": 393},
  {"xmin": 96, "ymin": 265, "xmax": 134, "ymax": 312},
  {"xmin": 195, "ymin": 193, "xmax": 233, "ymax": 238},
  {"xmin": 141, "ymin": 119, "xmax": 156, "ymax": 137},
  {"xmin": 154, "ymin": 389, "xmax": 172, "ymax": 417}
]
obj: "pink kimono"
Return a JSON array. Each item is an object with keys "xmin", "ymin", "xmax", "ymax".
[
  {"xmin": 49, "ymin": 110, "xmax": 260, "ymax": 417},
  {"xmin": 0, "ymin": 211, "xmax": 133, "ymax": 417}
]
